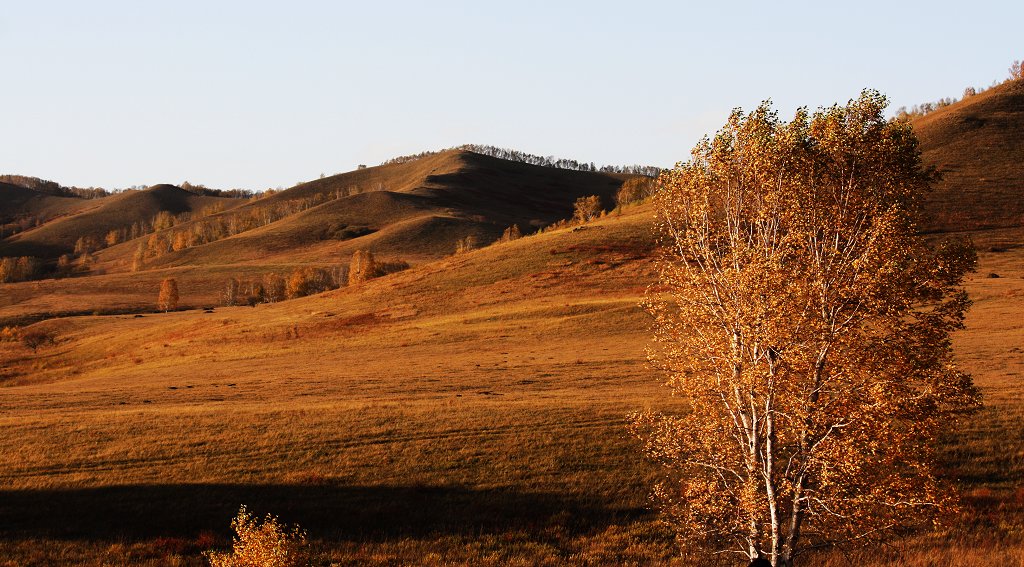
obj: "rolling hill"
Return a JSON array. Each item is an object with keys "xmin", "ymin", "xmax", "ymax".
[
  {"xmin": 0, "ymin": 182, "xmax": 96, "ymax": 235},
  {"xmin": 92, "ymin": 150, "xmax": 631, "ymax": 270},
  {"xmin": 913, "ymin": 78, "xmax": 1024, "ymax": 232},
  {"xmin": 0, "ymin": 150, "xmax": 636, "ymax": 324},
  {"xmin": 0, "ymin": 184, "xmax": 246, "ymax": 258}
]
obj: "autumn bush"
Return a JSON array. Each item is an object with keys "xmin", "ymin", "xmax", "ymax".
[{"xmin": 205, "ymin": 505, "xmax": 310, "ymax": 567}]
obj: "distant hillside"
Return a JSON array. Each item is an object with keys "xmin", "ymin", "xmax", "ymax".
[
  {"xmin": 913, "ymin": 78, "xmax": 1024, "ymax": 232},
  {"xmin": 0, "ymin": 185, "xmax": 245, "ymax": 258},
  {"xmin": 95, "ymin": 150, "xmax": 633, "ymax": 270},
  {"xmin": 0, "ymin": 182, "xmax": 95, "ymax": 232}
]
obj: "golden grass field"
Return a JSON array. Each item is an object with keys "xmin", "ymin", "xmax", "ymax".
[{"xmin": 1, "ymin": 203, "xmax": 1022, "ymax": 566}]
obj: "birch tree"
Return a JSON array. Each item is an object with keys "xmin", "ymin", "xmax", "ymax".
[
  {"xmin": 630, "ymin": 91, "xmax": 980, "ymax": 566},
  {"xmin": 157, "ymin": 278, "xmax": 179, "ymax": 312}
]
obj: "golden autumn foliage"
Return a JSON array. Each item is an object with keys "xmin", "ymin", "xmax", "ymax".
[
  {"xmin": 631, "ymin": 90, "xmax": 981, "ymax": 565},
  {"xmin": 0, "ymin": 256, "xmax": 42, "ymax": 283},
  {"xmin": 285, "ymin": 267, "xmax": 335, "ymax": 299},
  {"xmin": 0, "ymin": 326, "xmax": 21, "ymax": 342},
  {"xmin": 499, "ymin": 224, "xmax": 523, "ymax": 243},
  {"xmin": 572, "ymin": 195, "xmax": 602, "ymax": 223},
  {"xmin": 616, "ymin": 177, "xmax": 655, "ymax": 209},
  {"xmin": 157, "ymin": 278, "xmax": 179, "ymax": 312},
  {"xmin": 348, "ymin": 250, "xmax": 378, "ymax": 285},
  {"xmin": 205, "ymin": 506, "xmax": 310, "ymax": 567}
]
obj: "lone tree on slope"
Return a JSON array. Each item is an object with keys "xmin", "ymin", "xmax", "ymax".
[
  {"xmin": 630, "ymin": 90, "xmax": 980, "ymax": 566},
  {"xmin": 158, "ymin": 278, "xmax": 179, "ymax": 312}
]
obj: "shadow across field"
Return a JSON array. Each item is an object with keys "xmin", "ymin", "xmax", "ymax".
[{"xmin": 0, "ymin": 483, "xmax": 647, "ymax": 542}]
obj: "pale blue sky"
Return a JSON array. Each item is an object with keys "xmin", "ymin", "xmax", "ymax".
[{"xmin": 1, "ymin": 1, "xmax": 1020, "ymax": 190}]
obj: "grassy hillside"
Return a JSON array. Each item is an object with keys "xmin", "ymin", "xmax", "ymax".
[
  {"xmin": 0, "ymin": 182, "xmax": 95, "ymax": 234},
  {"xmin": 0, "ymin": 151, "xmax": 634, "ymax": 325},
  {"xmin": 90, "ymin": 150, "xmax": 629, "ymax": 271},
  {"xmin": 1, "ymin": 201, "xmax": 1022, "ymax": 565},
  {"xmin": 914, "ymin": 78, "xmax": 1024, "ymax": 232},
  {"xmin": 0, "ymin": 185, "xmax": 245, "ymax": 258}
]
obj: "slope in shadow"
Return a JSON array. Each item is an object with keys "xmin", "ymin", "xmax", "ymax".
[{"xmin": 0, "ymin": 483, "xmax": 647, "ymax": 541}]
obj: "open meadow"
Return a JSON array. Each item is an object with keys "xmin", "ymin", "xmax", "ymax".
[{"xmin": 2, "ymin": 203, "xmax": 1022, "ymax": 565}]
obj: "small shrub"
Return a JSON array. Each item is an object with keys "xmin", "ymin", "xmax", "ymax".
[
  {"xmin": 22, "ymin": 330, "xmax": 56, "ymax": 352},
  {"xmin": 205, "ymin": 505, "xmax": 309, "ymax": 567}
]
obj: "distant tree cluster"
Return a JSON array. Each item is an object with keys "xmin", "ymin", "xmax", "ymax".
[
  {"xmin": 222, "ymin": 275, "xmax": 288, "ymax": 306},
  {"xmin": 0, "ymin": 325, "xmax": 55, "ymax": 353},
  {"xmin": 286, "ymin": 267, "xmax": 341, "ymax": 299},
  {"xmin": 179, "ymin": 181, "xmax": 255, "ymax": 198},
  {"xmin": 134, "ymin": 194, "xmax": 341, "ymax": 267},
  {"xmin": 616, "ymin": 176, "xmax": 657, "ymax": 209},
  {"xmin": 1, "ymin": 175, "xmax": 258, "ymax": 200},
  {"xmin": 0, "ymin": 256, "xmax": 42, "ymax": 283},
  {"xmin": 60, "ymin": 206, "xmax": 221, "ymax": 270},
  {"xmin": 0, "ymin": 174, "xmax": 112, "ymax": 199},
  {"xmin": 21, "ymin": 329, "xmax": 56, "ymax": 352},
  {"xmin": 0, "ymin": 326, "xmax": 21, "ymax": 343},
  {"xmin": 380, "ymin": 144, "xmax": 662, "ymax": 177},
  {"xmin": 1, "ymin": 215, "xmax": 45, "ymax": 239},
  {"xmin": 895, "ymin": 59, "xmax": 1024, "ymax": 120},
  {"xmin": 894, "ymin": 96, "xmax": 961, "ymax": 120},
  {"xmin": 217, "ymin": 253, "xmax": 408, "ymax": 307}
]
